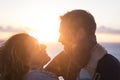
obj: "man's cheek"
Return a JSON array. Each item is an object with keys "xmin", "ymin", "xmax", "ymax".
[
  {"xmin": 73, "ymin": 51, "xmax": 90, "ymax": 67},
  {"xmin": 80, "ymin": 53, "xmax": 90, "ymax": 65}
]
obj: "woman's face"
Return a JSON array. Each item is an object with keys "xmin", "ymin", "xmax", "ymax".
[{"xmin": 25, "ymin": 39, "xmax": 50, "ymax": 69}]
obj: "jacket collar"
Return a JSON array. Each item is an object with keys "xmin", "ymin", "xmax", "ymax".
[{"xmin": 85, "ymin": 44, "xmax": 107, "ymax": 78}]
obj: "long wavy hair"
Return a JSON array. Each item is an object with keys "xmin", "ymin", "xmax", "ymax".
[{"xmin": 0, "ymin": 33, "xmax": 40, "ymax": 80}]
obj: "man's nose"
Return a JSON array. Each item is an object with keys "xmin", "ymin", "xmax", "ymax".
[{"xmin": 59, "ymin": 35, "xmax": 66, "ymax": 44}]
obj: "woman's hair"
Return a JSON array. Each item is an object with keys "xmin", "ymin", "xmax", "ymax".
[{"xmin": 0, "ymin": 33, "xmax": 40, "ymax": 80}]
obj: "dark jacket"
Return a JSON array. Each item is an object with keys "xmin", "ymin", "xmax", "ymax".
[{"xmin": 93, "ymin": 54, "xmax": 120, "ymax": 80}]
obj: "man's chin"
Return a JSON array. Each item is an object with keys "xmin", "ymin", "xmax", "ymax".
[{"xmin": 64, "ymin": 48, "xmax": 71, "ymax": 54}]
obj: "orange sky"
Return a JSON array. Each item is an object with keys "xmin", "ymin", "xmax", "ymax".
[
  {"xmin": 0, "ymin": 0, "xmax": 120, "ymax": 43},
  {"xmin": 0, "ymin": 31, "xmax": 120, "ymax": 43}
]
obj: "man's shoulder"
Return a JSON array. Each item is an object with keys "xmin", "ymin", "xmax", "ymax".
[
  {"xmin": 95, "ymin": 54, "xmax": 120, "ymax": 80},
  {"xmin": 99, "ymin": 54, "xmax": 120, "ymax": 67},
  {"xmin": 94, "ymin": 54, "xmax": 120, "ymax": 80}
]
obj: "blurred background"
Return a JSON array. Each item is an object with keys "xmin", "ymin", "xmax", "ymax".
[{"xmin": 0, "ymin": 0, "xmax": 120, "ymax": 80}]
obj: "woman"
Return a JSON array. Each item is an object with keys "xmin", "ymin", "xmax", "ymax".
[{"xmin": 0, "ymin": 33, "xmax": 58, "ymax": 80}]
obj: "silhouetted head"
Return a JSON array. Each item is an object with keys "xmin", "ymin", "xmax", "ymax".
[
  {"xmin": 0, "ymin": 33, "xmax": 50, "ymax": 80},
  {"xmin": 59, "ymin": 9, "xmax": 97, "ymax": 67}
]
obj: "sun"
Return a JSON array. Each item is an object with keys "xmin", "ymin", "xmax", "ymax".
[
  {"xmin": 14, "ymin": 7, "xmax": 62, "ymax": 43},
  {"xmin": 29, "ymin": 30, "xmax": 60, "ymax": 43},
  {"xmin": 27, "ymin": 18, "xmax": 60, "ymax": 43}
]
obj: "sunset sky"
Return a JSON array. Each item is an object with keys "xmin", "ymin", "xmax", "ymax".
[{"xmin": 0, "ymin": 0, "xmax": 120, "ymax": 43}]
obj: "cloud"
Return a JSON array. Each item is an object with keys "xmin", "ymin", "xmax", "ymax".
[
  {"xmin": 96, "ymin": 26, "xmax": 120, "ymax": 34},
  {"xmin": 0, "ymin": 26, "xmax": 33, "ymax": 40},
  {"xmin": 0, "ymin": 26, "xmax": 27, "ymax": 33},
  {"xmin": 1, "ymin": 25, "xmax": 120, "ymax": 34}
]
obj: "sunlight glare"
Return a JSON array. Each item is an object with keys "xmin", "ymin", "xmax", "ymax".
[{"xmin": 29, "ymin": 30, "xmax": 59, "ymax": 43}]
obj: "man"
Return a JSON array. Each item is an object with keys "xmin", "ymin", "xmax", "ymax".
[{"xmin": 46, "ymin": 9, "xmax": 120, "ymax": 80}]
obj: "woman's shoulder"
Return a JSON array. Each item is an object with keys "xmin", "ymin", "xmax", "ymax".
[{"xmin": 23, "ymin": 69, "xmax": 59, "ymax": 80}]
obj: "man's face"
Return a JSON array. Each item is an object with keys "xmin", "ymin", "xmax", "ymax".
[
  {"xmin": 59, "ymin": 21, "xmax": 87, "ymax": 53},
  {"xmin": 59, "ymin": 21, "xmax": 91, "ymax": 67},
  {"xmin": 59, "ymin": 30, "xmax": 72, "ymax": 53}
]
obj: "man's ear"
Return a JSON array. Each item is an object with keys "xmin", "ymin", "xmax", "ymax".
[{"xmin": 76, "ymin": 28, "xmax": 87, "ymax": 39}]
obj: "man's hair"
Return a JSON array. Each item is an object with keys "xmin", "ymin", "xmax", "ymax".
[{"xmin": 60, "ymin": 9, "xmax": 96, "ymax": 35}]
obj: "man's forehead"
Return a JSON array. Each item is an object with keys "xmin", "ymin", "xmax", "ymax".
[
  {"xmin": 59, "ymin": 25, "xmax": 71, "ymax": 35},
  {"xmin": 60, "ymin": 22, "xmax": 84, "ymax": 33}
]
